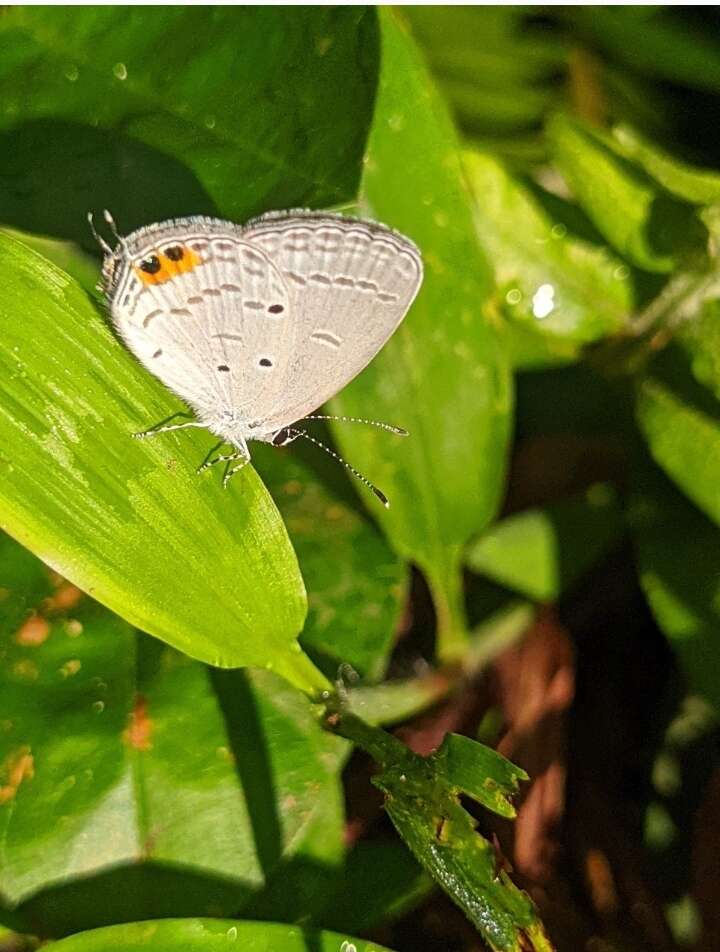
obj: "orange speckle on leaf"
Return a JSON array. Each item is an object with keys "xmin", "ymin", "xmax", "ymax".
[
  {"xmin": 123, "ymin": 695, "xmax": 154, "ymax": 751},
  {"xmin": 0, "ymin": 746, "xmax": 34, "ymax": 804},
  {"xmin": 43, "ymin": 582, "xmax": 84, "ymax": 614},
  {"xmin": 15, "ymin": 613, "xmax": 50, "ymax": 646}
]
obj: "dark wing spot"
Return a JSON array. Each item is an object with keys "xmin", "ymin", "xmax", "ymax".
[
  {"xmin": 217, "ymin": 364, "xmax": 230, "ymax": 372},
  {"xmin": 142, "ymin": 309, "xmax": 163, "ymax": 328},
  {"xmin": 152, "ymin": 348, "xmax": 162, "ymax": 358},
  {"xmin": 268, "ymin": 304, "xmax": 284, "ymax": 314},
  {"xmin": 259, "ymin": 358, "xmax": 272, "ymax": 367},
  {"xmin": 164, "ymin": 245, "xmax": 184, "ymax": 261},
  {"xmin": 140, "ymin": 255, "xmax": 161, "ymax": 274}
]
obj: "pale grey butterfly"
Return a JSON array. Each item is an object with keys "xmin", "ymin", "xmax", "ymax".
[{"xmin": 92, "ymin": 210, "xmax": 423, "ymax": 506}]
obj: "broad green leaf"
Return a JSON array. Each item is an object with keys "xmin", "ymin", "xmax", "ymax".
[
  {"xmin": 547, "ymin": 113, "xmax": 707, "ymax": 273},
  {"xmin": 50, "ymin": 919, "xmax": 393, "ymax": 952},
  {"xmin": 0, "ymin": 235, "xmax": 325, "ymax": 693},
  {"xmin": 630, "ymin": 473, "xmax": 720, "ymax": 712},
  {"xmin": 0, "ymin": 532, "xmax": 343, "ymax": 932},
  {"xmin": 327, "ymin": 712, "xmax": 551, "ymax": 952},
  {"xmin": 1, "ymin": 227, "xmax": 99, "ymax": 295},
  {"xmin": 0, "ymin": 8, "xmax": 378, "ymax": 244},
  {"xmin": 251, "ymin": 443, "xmax": 407, "ymax": 683},
  {"xmin": 612, "ymin": 124, "xmax": 720, "ymax": 206},
  {"xmin": 332, "ymin": 10, "xmax": 513, "ymax": 663},
  {"xmin": 463, "ymin": 150, "xmax": 632, "ymax": 368},
  {"xmin": 466, "ymin": 485, "xmax": 624, "ymax": 602},
  {"xmin": 636, "ymin": 345, "xmax": 720, "ymax": 528}
]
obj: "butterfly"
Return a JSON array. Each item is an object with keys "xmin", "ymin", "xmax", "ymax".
[{"xmin": 93, "ymin": 210, "xmax": 423, "ymax": 505}]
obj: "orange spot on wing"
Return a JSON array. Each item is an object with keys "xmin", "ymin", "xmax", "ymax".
[{"xmin": 133, "ymin": 246, "xmax": 202, "ymax": 286}]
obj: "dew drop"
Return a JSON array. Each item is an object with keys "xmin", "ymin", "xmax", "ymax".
[
  {"xmin": 532, "ymin": 283, "xmax": 555, "ymax": 319},
  {"xmin": 113, "ymin": 62, "xmax": 128, "ymax": 81},
  {"xmin": 205, "ymin": 114, "xmax": 216, "ymax": 130},
  {"xmin": 614, "ymin": 264, "xmax": 630, "ymax": 280},
  {"xmin": 65, "ymin": 65, "xmax": 79, "ymax": 82},
  {"xmin": 551, "ymin": 223, "xmax": 567, "ymax": 239},
  {"xmin": 226, "ymin": 926, "xmax": 238, "ymax": 940},
  {"xmin": 92, "ymin": 700, "xmax": 105, "ymax": 713},
  {"xmin": 505, "ymin": 288, "xmax": 522, "ymax": 306}
]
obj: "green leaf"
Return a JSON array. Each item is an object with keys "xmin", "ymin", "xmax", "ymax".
[
  {"xmin": 0, "ymin": 236, "xmax": 325, "ymax": 699},
  {"xmin": 674, "ymin": 299, "xmax": 720, "ymax": 402},
  {"xmin": 332, "ymin": 10, "xmax": 513, "ymax": 663},
  {"xmin": 405, "ymin": 8, "xmax": 566, "ymax": 144},
  {"xmin": 0, "ymin": 8, "xmax": 378, "ymax": 244},
  {"xmin": 466, "ymin": 484, "xmax": 624, "ymax": 601},
  {"xmin": 251, "ymin": 443, "xmax": 407, "ymax": 683},
  {"xmin": 49, "ymin": 919, "xmax": 393, "ymax": 952},
  {"xmin": 463, "ymin": 150, "xmax": 632, "ymax": 368},
  {"xmin": 0, "ymin": 533, "xmax": 342, "ymax": 932},
  {"xmin": 630, "ymin": 472, "xmax": 720, "ymax": 712},
  {"xmin": 327, "ymin": 712, "xmax": 552, "ymax": 952},
  {"xmin": 636, "ymin": 345, "xmax": 720, "ymax": 528},
  {"xmin": 547, "ymin": 113, "xmax": 707, "ymax": 273},
  {"xmin": 1, "ymin": 227, "xmax": 99, "ymax": 296},
  {"xmin": 612, "ymin": 124, "xmax": 720, "ymax": 206}
]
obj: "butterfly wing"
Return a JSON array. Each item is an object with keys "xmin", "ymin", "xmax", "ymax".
[
  {"xmin": 240, "ymin": 211, "xmax": 423, "ymax": 434},
  {"xmin": 108, "ymin": 219, "xmax": 292, "ymax": 422}
]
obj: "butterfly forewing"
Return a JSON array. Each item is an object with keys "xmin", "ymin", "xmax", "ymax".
[
  {"xmin": 109, "ymin": 222, "xmax": 292, "ymax": 420},
  {"xmin": 241, "ymin": 212, "xmax": 423, "ymax": 433}
]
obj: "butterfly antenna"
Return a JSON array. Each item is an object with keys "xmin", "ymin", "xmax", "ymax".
[
  {"xmin": 291, "ymin": 428, "xmax": 390, "ymax": 508},
  {"xmin": 301, "ymin": 414, "xmax": 408, "ymax": 437},
  {"xmin": 103, "ymin": 209, "xmax": 128, "ymax": 252},
  {"xmin": 87, "ymin": 212, "xmax": 113, "ymax": 256}
]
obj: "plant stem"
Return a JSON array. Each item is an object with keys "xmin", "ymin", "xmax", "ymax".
[
  {"xmin": 273, "ymin": 649, "xmax": 333, "ymax": 698},
  {"xmin": 425, "ymin": 547, "xmax": 470, "ymax": 665}
]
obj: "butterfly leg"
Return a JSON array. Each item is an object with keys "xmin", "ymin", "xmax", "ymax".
[
  {"xmin": 133, "ymin": 412, "xmax": 204, "ymax": 440},
  {"xmin": 196, "ymin": 441, "xmax": 225, "ymax": 474},
  {"xmin": 196, "ymin": 451, "xmax": 241, "ymax": 475},
  {"xmin": 222, "ymin": 454, "xmax": 250, "ymax": 489}
]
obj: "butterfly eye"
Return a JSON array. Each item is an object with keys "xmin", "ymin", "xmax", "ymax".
[
  {"xmin": 139, "ymin": 255, "xmax": 161, "ymax": 274},
  {"xmin": 164, "ymin": 246, "xmax": 184, "ymax": 262}
]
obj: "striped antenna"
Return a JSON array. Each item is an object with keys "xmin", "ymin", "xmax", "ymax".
[
  {"xmin": 288, "ymin": 428, "xmax": 390, "ymax": 508},
  {"xmin": 301, "ymin": 414, "xmax": 408, "ymax": 437},
  {"xmin": 87, "ymin": 212, "xmax": 113, "ymax": 256}
]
